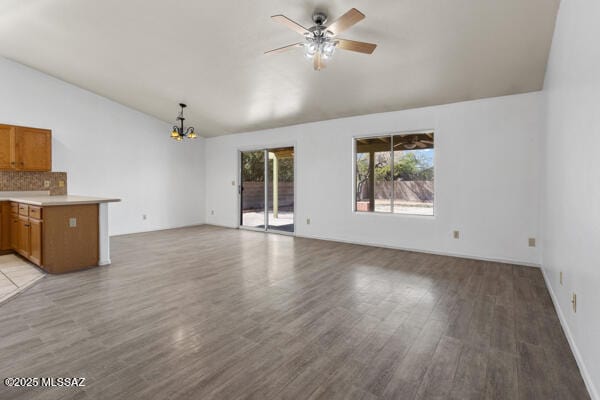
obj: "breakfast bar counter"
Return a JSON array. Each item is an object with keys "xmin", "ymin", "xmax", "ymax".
[{"xmin": 1, "ymin": 195, "xmax": 120, "ymax": 207}]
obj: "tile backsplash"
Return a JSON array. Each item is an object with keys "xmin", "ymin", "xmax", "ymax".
[{"xmin": 0, "ymin": 171, "xmax": 67, "ymax": 195}]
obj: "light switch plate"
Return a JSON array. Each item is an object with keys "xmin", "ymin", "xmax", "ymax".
[
  {"xmin": 453, "ymin": 230, "xmax": 460, "ymax": 239},
  {"xmin": 528, "ymin": 238, "xmax": 536, "ymax": 247},
  {"xmin": 69, "ymin": 217, "xmax": 77, "ymax": 227},
  {"xmin": 58, "ymin": 180, "xmax": 65, "ymax": 188}
]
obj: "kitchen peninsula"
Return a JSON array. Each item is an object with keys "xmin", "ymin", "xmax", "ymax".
[{"xmin": 0, "ymin": 194, "xmax": 120, "ymax": 273}]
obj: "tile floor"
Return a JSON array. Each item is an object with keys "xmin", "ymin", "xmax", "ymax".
[{"xmin": 0, "ymin": 254, "xmax": 45, "ymax": 303}]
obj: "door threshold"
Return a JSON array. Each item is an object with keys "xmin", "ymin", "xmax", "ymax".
[{"xmin": 239, "ymin": 226, "xmax": 295, "ymax": 236}]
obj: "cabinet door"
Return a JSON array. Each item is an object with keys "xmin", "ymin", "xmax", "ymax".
[
  {"xmin": 10, "ymin": 214, "xmax": 19, "ymax": 250},
  {"xmin": 15, "ymin": 127, "xmax": 51, "ymax": 171},
  {"xmin": 17, "ymin": 216, "xmax": 30, "ymax": 256},
  {"xmin": 0, "ymin": 125, "xmax": 15, "ymax": 170},
  {"xmin": 0, "ymin": 203, "xmax": 11, "ymax": 251},
  {"xmin": 29, "ymin": 218, "xmax": 42, "ymax": 266}
]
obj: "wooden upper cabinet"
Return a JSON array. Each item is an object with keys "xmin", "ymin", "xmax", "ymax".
[
  {"xmin": 0, "ymin": 124, "xmax": 51, "ymax": 171},
  {"xmin": 15, "ymin": 127, "xmax": 52, "ymax": 171},
  {"xmin": 0, "ymin": 125, "xmax": 15, "ymax": 170}
]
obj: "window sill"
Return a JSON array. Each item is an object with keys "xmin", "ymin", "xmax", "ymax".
[{"xmin": 353, "ymin": 210, "xmax": 436, "ymax": 219}]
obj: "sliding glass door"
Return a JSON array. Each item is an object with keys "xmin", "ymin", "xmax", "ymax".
[
  {"xmin": 240, "ymin": 147, "xmax": 294, "ymax": 233},
  {"xmin": 267, "ymin": 147, "xmax": 294, "ymax": 232},
  {"xmin": 240, "ymin": 150, "xmax": 266, "ymax": 229}
]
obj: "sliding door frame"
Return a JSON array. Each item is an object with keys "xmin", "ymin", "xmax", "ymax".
[
  {"xmin": 238, "ymin": 148, "xmax": 268, "ymax": 233},
  {"xmin": 237, "ymin": 143, "xmax": 296, "ymax": 236}
]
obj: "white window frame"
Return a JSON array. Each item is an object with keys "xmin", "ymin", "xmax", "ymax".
[{"xmin": 352, "ymin": 130, "xmax": 435, "ymax": 217}]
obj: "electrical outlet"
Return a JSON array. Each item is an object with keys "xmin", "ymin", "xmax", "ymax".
[
  {"xmin": 142, "ymin": 214, "xmax": 147, "ymax": 220},
  {"xmin": 560, "ymin": 271, "xmax": 563, "ymax": 285},
  {"xmin": 69, "ymin": 217, "xmax": 77, "ymax": 228},
  {"xmin": 43, "ymin": 180, "xmax": 50, "ymax": 188},
  {"xmin": 571, "ymin": 293, "xmax": 577, "ymax": 313},
  {"xmin": 528, "ymin": 238, "xmax": 536, "ymax": 247},
  {"xmin": 58, "ymin": 180, "xmax": 65, "ymax": 188},
  {"xmin": 453, "ymin": 230, "xmax": 460, "ymax": 239},
  {"xmin": 211, "ymin": 210, "xmax": 215, "ymax": 215},
  {"xmin": 306, "ymin": 217, "xmax": 311, "ymax": 225}
]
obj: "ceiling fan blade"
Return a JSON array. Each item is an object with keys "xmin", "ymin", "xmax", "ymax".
[
  {"xmin": 265, "ymin": 43, "xmax": 303, "ymax": 55},
  {"xmin": 421, "ymin": 140, "xmax": 434, "ymax": 145},
  {"xmin": 415, "ymin": 142, "xmax": 427, "ymax": 148},
  {"xmin": 336, "ymin": 39, "xmax": 377, "ymax": 54},
  {"xmin": 271, "ymin": 15, "xmax": 310, "ymax": 36},
  {"xmin": 326, "ymin": 8, "xmax": 365, "ymax": 36},
  {"xmin": 313, "ymin": 53, "xmax": 325, "ymax": 71}
]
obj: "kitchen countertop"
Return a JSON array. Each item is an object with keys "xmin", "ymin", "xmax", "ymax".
[{"xmin": 0, "ymin": 194, "xmax": 121, "ymax": 206}]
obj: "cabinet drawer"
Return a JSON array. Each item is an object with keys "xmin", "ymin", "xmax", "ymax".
[
  {"xmin": 18, "ymin": 204, "xmax": 29, "ymax": 216},
  {"xmin": 10, "ymin": 202, "xmax": 18, "ymax": 215},
  {"xmin": 29, "ymin": 206, "xmax": 42, "ymax": 220}
]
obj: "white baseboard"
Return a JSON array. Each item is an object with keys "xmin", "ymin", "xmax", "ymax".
[
  {"xmin": 295, "ymin": 232, "xmax": 541, "ymax": 268},
  {"xmin": 110, "ymin": 223, "xmax": 206, "ymax": 237},
  {"xmin": 202, "ymin": 223, "xmax": 539, "ymax": 267},
  {"xmin": 128, "ymin": 223, "xmax": 540, "ymax": 267},
  {"xmin": 541, "ymin": 267, "xmax": 598, "ymax": 400}
]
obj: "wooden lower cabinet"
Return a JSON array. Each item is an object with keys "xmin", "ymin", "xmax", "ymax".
[
  {"xmin": 0, "ymin": 202, "xmax": 11, "ymax": 251},
  {"xmin": 28, "ymin": 218, "xmax": 42, "ymax": 265},
  {"xmin": 0, "ymin": 201, "xmax": 99, "ymax": 273},
  {"xmin": 10, "ymin": 213, "xmax": 18, "ymax": 250},
  {"xmin": 16, "ymin": 215, "xmax": 30, "ymax": 257}
]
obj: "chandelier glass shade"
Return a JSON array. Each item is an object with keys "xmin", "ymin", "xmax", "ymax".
[{"xmin": 170, "ymin": 103, "xmax": 197, "ymax": 141}]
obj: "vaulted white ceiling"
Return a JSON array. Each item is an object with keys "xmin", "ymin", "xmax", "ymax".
[{"xmin": 0, "ymin": 0, "xmax": 560, "ymax": 137}]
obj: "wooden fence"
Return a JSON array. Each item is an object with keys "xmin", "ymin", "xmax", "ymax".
[{"xmin": 241, "ymin": 182, "xmax": 294, "ymax": 210}]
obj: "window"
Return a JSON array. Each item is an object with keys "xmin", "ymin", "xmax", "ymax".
[{"xmin": 355, "ymin": 132, "xmax": 434, "ymax": 216}]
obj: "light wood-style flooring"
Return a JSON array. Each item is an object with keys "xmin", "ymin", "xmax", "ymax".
[{"xmin": 0, "ymin": 226, "xmax": 590, "ymax": 399}]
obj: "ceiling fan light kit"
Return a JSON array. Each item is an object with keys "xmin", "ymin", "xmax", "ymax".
[{"xmin": 266, "ymin": 8, "xmax": 377, "ymax": 71}]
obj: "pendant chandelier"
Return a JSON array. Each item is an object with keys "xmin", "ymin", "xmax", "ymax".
[{"xmin": 170, "ymin": 103, "xmax": 197, "ymax": 141}]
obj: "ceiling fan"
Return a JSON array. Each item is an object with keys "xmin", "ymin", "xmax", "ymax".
[
  {"xmin": 394, "ymin": 133, "xmax": 434, "ymax": 150},
  {"xmin": 265, "ymin": 8, "xmax": 377, "ymax": 71}
]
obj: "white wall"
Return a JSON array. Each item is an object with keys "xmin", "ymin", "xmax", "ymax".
[
  {"xmin": 205, "ymin": 92, "xmax": 543, "ymax": 266},
  {"xmin": 542, "ymin": 0, "xmax": 600, "ymax": 398},
  {"xmin": 0, "ymin": 57, "xmax": 205, "ymax": 235}
]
